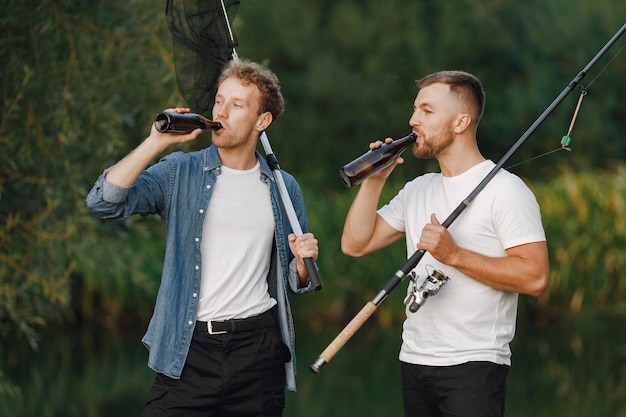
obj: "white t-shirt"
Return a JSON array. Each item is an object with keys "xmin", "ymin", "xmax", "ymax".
[
  {"xmin": 197, "ymin": 162, "xmax": 277, "ymax": 322},
  {"xmin": 377, "ymin": 160, "xmax": 545, "ymax": 366}
]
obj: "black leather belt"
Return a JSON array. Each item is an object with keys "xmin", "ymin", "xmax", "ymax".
[{"xmin": 196, "ymin": 309, "xmax": 277, "ymax": 335}]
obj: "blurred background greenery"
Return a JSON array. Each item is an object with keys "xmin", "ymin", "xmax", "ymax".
[{"xmin": 1, "ymin": 0, "xmax": 625, "ymax": 415}]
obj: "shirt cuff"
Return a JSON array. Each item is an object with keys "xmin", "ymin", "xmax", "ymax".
[
  {"xmin": 288, "ymin": 258, "xmax": 314, "ymax": 294},
  {"xmin": 102, "ymin": 168, "xmax": 132, "ymax": 203}
]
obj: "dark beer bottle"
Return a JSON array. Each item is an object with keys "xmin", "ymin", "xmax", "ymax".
[
  {"xmin": 154, "ymin": 111, "xmax": 222, "ymax": 134},
  {"xmin": 339, "ymin": 133, "xmax": 416, "ymax": 187}
]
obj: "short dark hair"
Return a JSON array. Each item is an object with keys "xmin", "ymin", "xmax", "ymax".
[
  {"xmin": 416, "ymin": 71, "xmax": 485, "ymax": 124},
  {"xmin": 218, "ymin": 59, "xmax": 285, "ymax": 120}
]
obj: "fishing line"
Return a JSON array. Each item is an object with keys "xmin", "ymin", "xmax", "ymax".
[
  {"xmin": 506, "ymin": 41, "xmax": 625, "ymax": 171},
  {"xmin": 505, "ymin": 148, "xmax": 570, "ymax": 170}
]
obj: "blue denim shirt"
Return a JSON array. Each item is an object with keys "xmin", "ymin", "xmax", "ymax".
[{"xmin": 85, "ymin": 145, "xmax": 314, "ymax": 391}]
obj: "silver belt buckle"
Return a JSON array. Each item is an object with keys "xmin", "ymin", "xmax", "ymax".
[{"xmin": 208, "ymin": 321, "xmax": 227, "ymax": 335}]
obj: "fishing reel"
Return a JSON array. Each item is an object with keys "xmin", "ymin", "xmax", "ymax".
[{"xmin": 404, "ymin": 267, "xmax": 450, "ymax": 313}]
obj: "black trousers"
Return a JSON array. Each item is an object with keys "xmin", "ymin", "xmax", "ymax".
[
  {"xmin": 142, "ymin": 311, "xmax": 291, "ymax": 417},
  {"xmin": 401, "ymin": 361, "xmax": 509, "ymax": 417}
]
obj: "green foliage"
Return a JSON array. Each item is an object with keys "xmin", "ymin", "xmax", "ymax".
[
  {"xmin": 2, "ymin": 0, "xmax": 624, "ymax": 411},
  {"xmin": 1, "ymin": 0, "xmax": 625, "ymax": 398},
  {"xmin": 234, "ymin": 0, "xmax": 626, "ymax": 185},
  {"xmin": 531, "ymin": 163, "xmax": 626, "ymax": 315},
  {"xmin": 0, "ymin": 0, "xmax": 178, "ymax": 347}
]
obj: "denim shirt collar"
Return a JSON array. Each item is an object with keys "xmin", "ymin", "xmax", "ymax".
[{"xmin": 202, "ymin": 145, "xmax": 275, "ymax": 183}]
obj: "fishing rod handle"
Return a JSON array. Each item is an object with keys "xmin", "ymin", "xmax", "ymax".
[
  {"xmin": 303, "ymin": 258, "xmax": 322, "ymax": 291},
  {"xmin": 310, "ymin": 301, "xmax": 378, "ymax": 373}
]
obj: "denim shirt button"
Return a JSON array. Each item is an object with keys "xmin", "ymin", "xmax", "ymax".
[
  {"xmin": 206, "ymin": 184, "xmax": 211, "ymax": 189},
  {"xmin": 195, "ymin": 237, "xmax": 200, "ymax": 242},
  {"xmin": 188, "ymin": 320, "xmax": 193, "ymax": 325},
  {"xmin": 192, "ymin": 293, "xmax": 197, "ymax": 298},
  {"xmin": 195, "ymin": 265, "xmax": 200, "ymax": 270},
  {"xmin": 199, "ymin": 209, "xmax": 204, "ymax": 214}
]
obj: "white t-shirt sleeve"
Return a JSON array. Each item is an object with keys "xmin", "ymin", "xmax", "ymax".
[
  {"xmin": 491, "ymin": 174, "xmax": 546, "ymax": 249},
  {"xmin": 378, "ymin": 184, "xmax": 408, "ymax": 232}
]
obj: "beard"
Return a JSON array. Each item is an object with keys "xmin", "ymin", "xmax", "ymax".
[
  {"xmin": 211, "ymin": 129, "xmax": 250, "ymax": 149},
  {"xmin": 412, "ymin": 125, "xmax": 454, "ymax": 159}
]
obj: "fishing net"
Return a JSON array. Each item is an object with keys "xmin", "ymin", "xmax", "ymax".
[
  {"xmin": 166, "ymin": 0, "xmax": 240, "ymax": 114},
  {"xmin": 164, "ymin": 0, "xmax": 323, "ymax": 290}
]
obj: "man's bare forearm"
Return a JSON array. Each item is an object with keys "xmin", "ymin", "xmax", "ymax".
[{"xmin": 105, "ymin": 135, "xmax": 170, "ymax": 187}]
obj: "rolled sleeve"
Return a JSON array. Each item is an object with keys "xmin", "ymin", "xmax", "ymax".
[
  {"xmin": 288, "ymin": 258, "xmax": 314, "ymax": 294},
  {"xmin": 102, "ymin": 178, "xmax": 132, "ymax": 203}
]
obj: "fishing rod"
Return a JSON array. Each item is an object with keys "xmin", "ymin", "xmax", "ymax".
[{"xmin": 310, "ymin": 22, "xmax": 626, "ymax": 374}]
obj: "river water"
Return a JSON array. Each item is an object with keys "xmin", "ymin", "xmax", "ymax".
[{"xmin": 2, "ymin": 311, "xmax": 625, "ymax": 416}]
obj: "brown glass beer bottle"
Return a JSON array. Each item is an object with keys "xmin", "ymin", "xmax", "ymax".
[
  {"xmin": 339, "ymin": 133, "xmax": 416, "ymax": 187},
  {"xmin": 154, "ymin": 111, "xmax": 222, "ymax": 134}
]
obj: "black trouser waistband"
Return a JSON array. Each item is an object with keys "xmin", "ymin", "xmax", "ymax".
[{"xmin": 196, "ymin": 309, "xmax": 277, "ymax": 335}]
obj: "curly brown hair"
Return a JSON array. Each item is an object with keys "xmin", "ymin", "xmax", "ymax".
[{"xmin": 218, "ymin": 59, "xmax": 285, "ymax": 120}]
